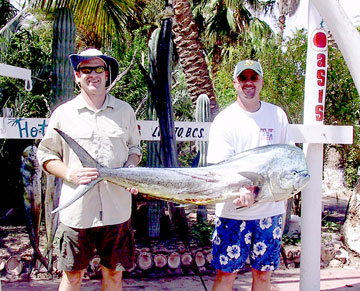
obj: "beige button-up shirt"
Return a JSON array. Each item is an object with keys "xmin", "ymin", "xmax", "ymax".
[{"xmin": 37, "ymin": 94, "xmax": 141, "ymax": 228}]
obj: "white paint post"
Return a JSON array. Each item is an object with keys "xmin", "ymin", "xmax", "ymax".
[
  {"xmin": 300, "ymin": 1, "xmax": 328, "ymax": 290},
  {"xmin": 300, "ymin": 143, "xmax": 323, "ymax": 291}
]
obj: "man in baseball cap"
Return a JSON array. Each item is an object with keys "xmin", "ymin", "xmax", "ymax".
[
  {"xmin": 208, "ymin": 58, "xmax": 291, "ymax": 290},
  {"xmin": 37, "ymin": 48, "xmax": 141, "ymax": 290},
  {"xmin": 233, "ymin": 59, "xmax": 263, "ymax": 79}
]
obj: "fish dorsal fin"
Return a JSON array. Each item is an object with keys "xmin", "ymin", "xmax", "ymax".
[
  {"xmin": 238, "ymin": 171, "xmax": 264, "ymax": 187},
  {"xmin": 54, "ymin": 128, "xmax": 103, "ymax": 169}
]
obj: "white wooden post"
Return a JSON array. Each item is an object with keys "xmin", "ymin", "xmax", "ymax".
[
  {"xmin": 299, "ymin": 0, "xmax": 359, "ymax": 289},
  {"xmin": 300, "ymin": 2, "xmax": 328, "ymax": 290}
]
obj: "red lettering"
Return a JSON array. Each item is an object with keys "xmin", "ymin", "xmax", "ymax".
[
  {"xmin": 317, "ymin": 70, "xmax": 326, "ymax": 86},
  {"xmin": 317, "ymin": 54, "xmax": 326, "ymax": 67},
  {"xmin": 315, "ymin": 105, "xmax": 324, "ymax": 121},
  {"xmin": 313, "ymin": 51, "xmax": 327, "ymax": 122},
  {"xmin": 318, "ymin": 89, "xmax": 324, "ymax": 103}
]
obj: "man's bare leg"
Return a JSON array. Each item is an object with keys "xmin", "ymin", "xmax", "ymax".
[
  {"xmin": 100, "ymin": 265, "xmax": 123, "ymax": 291},
  {"xmin": 58, "ymin": 269, "xmax": 85, "ymax": 291},
  {"xmin": 212, "ymin": 269, "xmax": 237, "ymax": 291},
  {"xmin": 251, "ymin": 268, "xmax": 272, "ymax": 291}
]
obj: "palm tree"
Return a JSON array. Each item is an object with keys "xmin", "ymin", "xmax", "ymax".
[
  {"xmin": 0, "ymin": 1, "xmax": 29, "ymax": 53},
  {"xmin": 26, "ymin": 0, "xmax": 145, "ymax": 108},
  {"xmin": 277, "ymin": 0, "xmax": 300, "ymax": 39},
  {"xmin": 202, "ymin": 0, "xmax": 274, "ymax": 71},
  {"xmin": 31, "ymin": 0, "xmax": 144, "ymax": 48},
  {"xmin": 173, "ymin": 0, "xmax": 219, "ymax": 117},
  {"xmin": 0, "ymin": 0, "xmax": 17, "ymax": 28},
  {"xmin": 172, "ymin": 0, "xmax": 276, "ymax": 116}
]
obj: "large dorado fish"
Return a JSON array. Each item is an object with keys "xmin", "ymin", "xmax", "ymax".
[
  {"xmin": 52, "ymin": 129, "xmax": 310, "ymax": 213},
  {"xmin": 21, "ymin": 145, "xmax": 49, "ymax": 275}
]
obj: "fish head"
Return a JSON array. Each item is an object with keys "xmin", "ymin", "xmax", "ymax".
[
  {"xmin": 267, "ymin": 145, "xmax": 311, "ymax": 199},
  {"xmin": 278, "ymin": 169, "xmax": 310, "ymax": 194}
]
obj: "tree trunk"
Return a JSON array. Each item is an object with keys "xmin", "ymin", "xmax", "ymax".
[
  {"xmin": 168, "ymin": 251, "xmax": 181, "ymax": 269},
  {"xmin": 277, "ymin": 0, "xmax": 300, "ymax": 42},
  {"xmin": 180, "ymin": 252, "xmax": 192, "ymax": 266},
  {"xmin": 205, "ymin": 251, "xmax": 213, "ymax": 264},
  {"xmin": 6, "ymin": 256, "xmax": 23, "ymax": 275},
  {"xmin": 195, "ymin": 251, "xmax": 205, "ymax": 267},
  {"xmin": 172, "ymin": 0, "xmax": 219, "ymax": 117},
  {"xmin": 137, "ymin": 251, "xmax": 153, "ymax": 270},
  {"xmin": 154, "ymin": 254, "xmax": 167, "ymax": 268}
]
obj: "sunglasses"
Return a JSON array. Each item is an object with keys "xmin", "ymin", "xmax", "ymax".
[
  {"xmin": 238, "ymin": 74, "xmax": 259, "ymax": 82},
  {"xmin": 78, "ymin": 66, "xmax": 106, "ymax": 74}
]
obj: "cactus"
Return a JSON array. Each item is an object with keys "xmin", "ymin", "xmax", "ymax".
[
  {"xmin": 51, "ymin": 8, "xmax": 76, "ymax": 110},
  {"xmin": 195, "ymin": 94, "xmax": 210, "ymax": 167},
  {"xmin": 195, "ymin": 94, "xmax": 210, "ymax": 222},
  {"xmin": 146, "ymin": 107, "xmax": 164, "ymax": 238},
  {"xmin": 45, "ymin": 8, "xmax": 75, "ymax": 268},
  {"xmin": 146, "ymin": 27, "xmax": 164, "ymax": 239}
]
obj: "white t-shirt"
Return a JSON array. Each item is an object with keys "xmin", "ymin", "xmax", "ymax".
[{"xmin": 207, "ymin": 101, "xmax": 292, "ymax": 220}]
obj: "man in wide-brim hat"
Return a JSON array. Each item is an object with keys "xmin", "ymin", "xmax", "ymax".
[
  {"xmin": 69, "ymin": 48, "xmax": 119, "ymax": 88},
  {"xmin": 37, "ymin": 48, "xmax": 141, "ymax": 290}
]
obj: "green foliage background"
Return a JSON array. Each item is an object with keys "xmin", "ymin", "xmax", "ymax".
[{"xmin": 0, "ymin": 6, "xmax": 359, "ymax": 224}]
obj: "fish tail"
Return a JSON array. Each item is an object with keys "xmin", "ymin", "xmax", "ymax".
[
  {"xmin": 51, "ymin": 179, "xmax": 101, "ymax": 214},
  {"xmin": 54, "ymin": 128, "xmax": 103, "ymax": 169},
  {"xmin": 52, "ymin": 129, "xmax": 104, "ymax": 213}
]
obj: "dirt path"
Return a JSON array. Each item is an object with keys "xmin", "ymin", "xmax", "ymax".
[{"xmin": 2, "ymin": 268, "xmax": 360, "ymax": 290}]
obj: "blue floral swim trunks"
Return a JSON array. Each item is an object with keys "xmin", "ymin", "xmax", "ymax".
[{"xmin": 212, "ymin": 215, "xmax": 283, "ymax": 273}]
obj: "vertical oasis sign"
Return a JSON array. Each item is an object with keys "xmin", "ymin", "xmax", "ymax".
[
  {"xmin": 311, "ymin": 27, "xmax": 328, "ymax": 122},
  {"xmin": 303, "ymin": 17, "xmax": 328, "ymax": 125}
]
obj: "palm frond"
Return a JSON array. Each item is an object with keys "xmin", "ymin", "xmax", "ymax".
[
  {"xmin": 0, "ymin": 6, "xmax": 30, "ymax": 54},
  {"xmin": 31, "ymin": 0, "xmax": 144, "ymax": 47}
]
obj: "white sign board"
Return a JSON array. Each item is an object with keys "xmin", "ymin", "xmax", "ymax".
[
  {"xmin": 0, "ymin": 118, "xmax": 212, "ymax": 142},
  {"xmin": 0, "ymin": 63, "xmax": 32, "ymax": 91},
  {"xmin": 0, "ymin": 117, "xmax": 352, "ymax": 144}
]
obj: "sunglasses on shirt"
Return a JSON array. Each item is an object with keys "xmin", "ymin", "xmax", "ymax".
[{"xmin": 78, "ymin": 66, "xmax": 106, "ymax": 74}]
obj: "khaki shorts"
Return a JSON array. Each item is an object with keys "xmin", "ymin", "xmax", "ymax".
[{"xmin": 56, "ymin": 220, "xmax": 135, "ymax": 272}]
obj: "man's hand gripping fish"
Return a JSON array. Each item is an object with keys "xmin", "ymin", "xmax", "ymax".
[{"xmin": 52, "ymin": 129, "xmax": 310, "ymax": 214}]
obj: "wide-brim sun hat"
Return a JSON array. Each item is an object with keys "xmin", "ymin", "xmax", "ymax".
[
  {"xmin": 233, "ymin": 60, "xmax": 263, "ymax": 79},
  {"xmin": 69, "ymin": 48, "xmax": 119, "ymax": 87}
]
